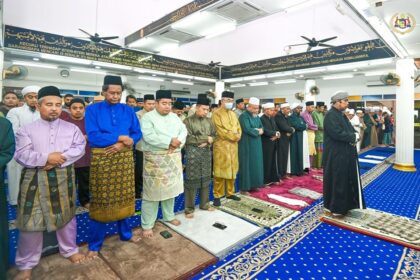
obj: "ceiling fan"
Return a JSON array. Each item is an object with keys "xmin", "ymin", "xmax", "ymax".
[
  {"xmin": 208, "ymin": 61, "xmax": 222, "ymax": 67},
  {"xmin": 288, "ymin": 36, "xmax": 338, "ymax": 52},
  {"xmin": 77, "ymin": 28, "xmax": 120, "ymax": 48}
]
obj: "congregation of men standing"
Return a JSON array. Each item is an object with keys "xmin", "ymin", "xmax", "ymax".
[{"xmin": 1, "ymin": 79, "xmax": 371, "ymax": 279}]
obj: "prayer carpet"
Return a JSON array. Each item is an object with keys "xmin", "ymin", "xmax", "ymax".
[
  {"xmin": 99, "ymin": 222, "xmax": 217, "ymax": 280},
  {"xmin": 164, "ymin": 209, "xmax": 263, "ymax": 258},
  {"xmin": 321, "ymin": 208, "xmax": 420, "ymax": 251},
  {"xmin": 219, "ymin": 195, "xmax": 298, "ymax": 228},
  {"xmin": 288, "ymin": 187, "xmax": 322, "ymax": 200},
  {"xmin": 7, "ymin": 247, "xmax": 120, "ymax": 280},
  {"xmin": 250, "ymin": 170, "xmax": 323, "ymax": 211}
]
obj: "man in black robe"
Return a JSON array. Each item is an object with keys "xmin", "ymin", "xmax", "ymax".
[
  {"xmin": 289, "ymin": 103, "xmax": 307, "ymax": 176},
  {"xmin": 274, "ymin": 103, "xmax": 295, "ymax": 179},
  {"xmin": 260, "ymin": 102, "xmax": 280, "ymax": 184},
  {"xmin": 323, "ymin": 91, "xmax": 365, "ymax": 216}
]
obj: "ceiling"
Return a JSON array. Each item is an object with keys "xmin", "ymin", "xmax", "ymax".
[
  {"xmin": 2, "ymin": 0, "xmax": 419, "ymax": 93},
  {"xmin": 3, "ymin": 0, "xmax": 377, "ymax": 66}
]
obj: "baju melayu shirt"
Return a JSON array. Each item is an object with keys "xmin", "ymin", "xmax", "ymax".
[{"xmin": 85, "ymin": 101, "xmax": 142, "ymax": 148}]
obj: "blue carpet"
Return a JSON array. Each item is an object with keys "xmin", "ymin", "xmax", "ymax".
[{"xmin": 196, "ymin": 149, "xmax": 419, "ymax": 279}]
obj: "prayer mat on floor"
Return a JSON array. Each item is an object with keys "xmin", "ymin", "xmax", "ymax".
[
  {"xmin": 312, "ymin": 175, "xmax": 323, "ymax": 182},
  {"xmin": 365, "ymin": 155, "xmax": 386, "ymax": 160},
  {"xmin": 289, "ymin": 187, "xmax": 322, "ymax": 200},
  {"xmin": 359, "ymin": 158, "xmax": 383, "ymax": 164},
  {"xmin": 321, "ymin": 208, "xmax": 420, "ymax": 251},
  {"xmin": 219, "ymin": 195, "xmax": 298, "ymax": 228},
  {"xmin": 99, "ymin": 222, "xmax": 217, "ymax": 280},
  {"xmin": 7, "ymin": 247, "xmax": 120, "ymax": 280},
  {"xmin": 164, "ymin": 209, "xmax": 263, "ymax": 258}
]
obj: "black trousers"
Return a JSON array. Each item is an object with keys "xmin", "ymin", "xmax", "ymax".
[
  {"xmin": 75, "ymin": 166, "xmax": 90, "ymax": 207},
  {"xmin": 134, "ymin": 150, "xmax": 143, "ymax": 198}
]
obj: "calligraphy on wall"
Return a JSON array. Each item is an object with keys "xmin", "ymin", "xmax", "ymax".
[
  {"xmin": 4, "ymin": 25, "xmax": 217, "ymax": 78},
  {"xmin": 224, "ymin": 39, "xmax": 395, "ymax": 78}
]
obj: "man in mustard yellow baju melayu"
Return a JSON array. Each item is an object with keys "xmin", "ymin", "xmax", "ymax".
[{"xmin": 211, "ymin": 91, "xmax": 242, "ymax": 206}]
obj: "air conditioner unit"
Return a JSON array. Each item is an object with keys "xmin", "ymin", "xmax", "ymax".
[
  {"xmin": 158, "ymin": 28, "xmax": 202, "ymax": 43},
  {"xmin": 209, "ymin": 0, "xmax": 266, "ymax": 23},
  {"xmin": 366, "ymin": 80, "xmax": 390, "ymax": 87}
]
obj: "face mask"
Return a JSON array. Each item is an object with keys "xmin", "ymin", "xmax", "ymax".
[
  {"xmin": 288, "ymin": 112, "xmax": 292, "ymax": 116},
  {"xmin": 224, "ymin": 103, "xmax": 233, "ymax": 110}
]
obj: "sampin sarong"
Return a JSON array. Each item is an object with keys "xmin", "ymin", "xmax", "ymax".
[
  {"xmin": 17, "ymin": 166, "xmax": 76, "ymax": 232},
  {"xmin": 142, "ymin": 151, "xmax": 183, "ymax": 201},
  {"xmin": 89, "ymin": 148, "xmax": 135, "ymax": 222}
]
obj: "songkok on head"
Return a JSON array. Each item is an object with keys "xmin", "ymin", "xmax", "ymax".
[
  {"xmin": 316, "ymin": 101, "xmax": 325, "ymax": 107},
  {"xmin": 197, "ymin": 94, "xmax": 210, "ymax": 106},
  {"xmin": 305, "ymin": 101, "xmax": 314, "ymax": 106},
  {"xmin": 103, "ymin": 75, "xmax": 123, "ymax": 86},
  {"xmin": 156, "ymin": 90, "xmax": 172, "ymax": 100},
  {"xmin": 211, "ymin": 104, "xmax": 218, "ymax": 109},
  {"xmin": 348, "ymin": 109, "xmax": 355, "ymax": 115},
  {"xmin": 330, "ymin": 91, "xmax": 348, "ymax": 102},
  {"xmin": 221, "ymin": 91, "xmax": 234, "ymax": 99},
  {"xmin": 236, "ymin": 98, "xmax": 244, "ymax": 104},
  {"xmin": 262, "ymin": 102, "xmax": 275, "ymax": 109},
  {"xmin": 173, "ymin": 100, "xmax": 185, "ymax": 110},
  {"xmin": 22, "ymin": 86, "xmax": 41, "ymax": 96},
  {"xmin": 136, "ymin": 98, "xmax": 143, "ymax": 102},
  {"xmin": 143, "ymin": 94, "xmax": 154, "ymax": 101},
  {"xmin": 69, "ymin": 98, "xmax": 85, "ymax": 107},
  {"xmin": 291, "ymin": 102, "xmax": 302, "ymax": 110},
  {"xmin": 249, "ymin": 97, "xmax": 260, "ymax": 106},
  {"xmin": 280, "ymin": 102, "xmax": 290, "ymax": 109},
  {"xmin": 38, "ymin": 86, "xmax": 61, "ymax": 100}
]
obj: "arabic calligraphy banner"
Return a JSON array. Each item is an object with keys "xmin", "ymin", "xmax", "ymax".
[
  {"xmin": 125, "ymin": 0, "xmax": 221, "ymax": 44},
  {"xmin": 224, "ymin": 39, "xmax": 395, "ymax": 78},
  {"xmin": 4, "ymin": 25, "xmax": 217, "ymax": 78}
]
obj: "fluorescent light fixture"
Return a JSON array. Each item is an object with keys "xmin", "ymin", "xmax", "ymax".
[
  {"xmin": 368, "ymin": 58, "xmax": 394, "ymax": 66},
  {"xmin": 204, "ymin": 23, "xmax": 236, "ymax": 39},
  {"xmin": 294, "ymin": 67, "xmax": 326, "ymax": 75},
  {"xmin": 167, "ymin": 72, "xmax": 194, "ymax": 79},
  {"xmin": 92, "ymin": 61, "xmax": 132, "ymax": 70},
  {"xmin": 172, "ymin": 11, "xmax": 206, "ymax": 31},
  {"xmin": 230, "ymin": 83, "xmax": 246, "ymax": 88},
  {"xmin": 322, "ymin": 74, "xmax": 354, "ymax": 80},
  {"xmin": 33, "ymin": 57, "xmax": 40, "ymax": 61},
  {"xmin": 40, "ymin": 54, "xmax": 91, "ymax": 65},
  {"xmin": 138, "ymin": 55, "xmax": 153, "ymax": 63},
  {"xmin": 70, "ymin": 68, "xmax": 107, "ymax": 75},
  {"xmin": 242, "ymin": 75, "xmax": 267, "ymax": 81},
  {"xmin": 327, "ymin": 62, "xmax": 369, "ymax": 71},
  {"xmin": 172, "ymin": 80, "xmax": 194, "ymax": 85},
  {"xmin": 138, "ymin": 76, "xmax": 164, "ymax": 82},
  {"xmin": 13, "ymin": 61, "xmax": 58, "ymax": 69},
  {"xmin": 364, "ymin": 70, "xmax": 393, "ymax": 76},
  {"xmin": 266, "ymin": 72, "xmax": 293, "ymax": 78},
  {"xmin": 133, "ymin": 68, "xmax": 166, "ymax": 76},
  {"xmin": 225, "ymin": 77, "xmax": 244, "ymax": 83},
  {"xmin": 194, "ymin": 76, "xmax": 216, "ymax": 82},
  {"xmin": 274, "ymin": 79, "xmax": 297, "ymax": 84},
  {"xmin": 109, "ymin": 49, "xmax": 123, "ymax": 58},
  {"xmin": 249, "ymin": 82, "xmax": 269, "ymax": 87}
]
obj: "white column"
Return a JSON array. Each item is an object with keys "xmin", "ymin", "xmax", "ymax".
[
  {"xmin": 304, "ymin": 79, "xmax": 316, "ymax": 102},
  {"xmin": 394, "ymin": 58, "xmax": 416, "ymax": 172},
  {"xmin": 215, "ymin": 80, "xmax": 225, "ymax": 103}
]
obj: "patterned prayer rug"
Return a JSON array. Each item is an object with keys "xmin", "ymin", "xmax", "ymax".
[
  {"xmin": 321, "ymin": 208, "xmax": 420, "ymax": 251},
  {"xmin": 288, "ymin": 187, "xmax": 322, "ymax": 200},
  {"xmin": 164, "ymin": 209, "xmax": 264, "ymax": 258},
  {"xmin": 7, "ymin": 247, "xmax": 120, "ymax": 280},
  {"xmin": 219, "ymin": 195, "xmax": 298, "ymax": 228},
  {"xmin": 312, "ymin": 175, "xmax": 323, "ymax": 182},
  {"xmin": 99, "ymin": 222, "xmax": 217, "ymax": 280}
]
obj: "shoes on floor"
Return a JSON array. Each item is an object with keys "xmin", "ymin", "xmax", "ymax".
[
  {"xmin": 213, "ymin": 198, "xmax": 221, "ymax": 207},
  {"xmin": 226, "ymin": 195, "xmax": 241, "ymax": 201}
]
